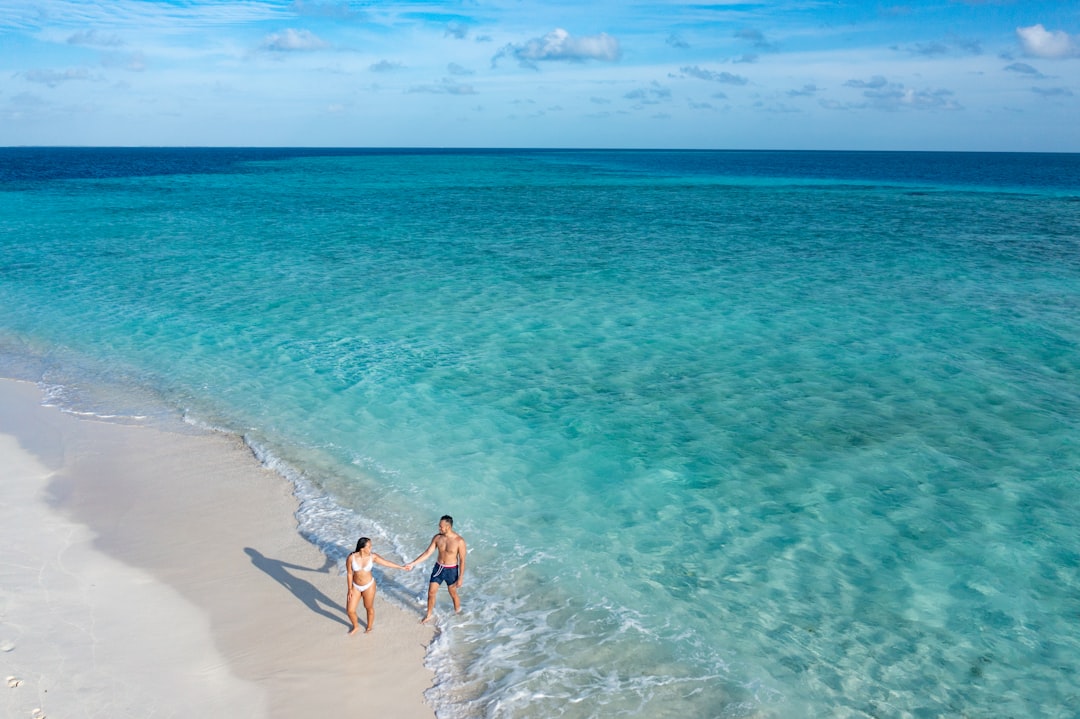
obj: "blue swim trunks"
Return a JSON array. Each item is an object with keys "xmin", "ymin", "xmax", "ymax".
[{"xmin": 429, "ymin": 563, "xmax": 459, "ymax": 585}]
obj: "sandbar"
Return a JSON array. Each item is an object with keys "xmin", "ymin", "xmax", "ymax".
[{"xmin": 0, "ymin": 378, "xmax": 435, "ymax": 719}]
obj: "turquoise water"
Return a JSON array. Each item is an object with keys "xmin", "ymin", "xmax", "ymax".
[{"xmin": 2, "ymin": 149, "xmax": 1080, "ymax": 718}]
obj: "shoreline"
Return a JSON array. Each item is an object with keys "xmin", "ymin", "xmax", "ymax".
[{"xmin": 0, "ymin": 377, "xmax": 436, "ymax": 719}]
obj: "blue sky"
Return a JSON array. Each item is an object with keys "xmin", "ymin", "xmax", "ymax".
[{"xmin": 2, "ymin": 1, "xmax": 1078, "ymax": 150}]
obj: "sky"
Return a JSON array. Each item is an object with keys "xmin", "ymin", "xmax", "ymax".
[{"xmin": 1, "ymin": 1, "xmax": 1078, "ymax": 150}]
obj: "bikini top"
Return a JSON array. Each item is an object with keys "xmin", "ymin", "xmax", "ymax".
[{"xmin": 351, "ymin": 554, "xmax": 374, "ymax": 573}]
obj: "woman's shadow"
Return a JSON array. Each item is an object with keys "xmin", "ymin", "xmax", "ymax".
[{"xmin": 244, "ymin": 547, "xmax": 349, "ymax": 628}]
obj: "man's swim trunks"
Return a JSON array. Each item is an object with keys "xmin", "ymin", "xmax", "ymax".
[{"xmin": 429, "ymin": 562, "xmax": 459, "ymax": 585}]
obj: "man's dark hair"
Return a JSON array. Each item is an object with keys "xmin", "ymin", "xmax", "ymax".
[{"xmin": 441, "ymin": 515, "xmax": 454, "ymax": 527}]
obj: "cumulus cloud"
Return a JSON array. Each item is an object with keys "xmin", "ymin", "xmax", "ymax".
[
  {"xmin": 787, "ymin": 84, "xmax": 821, "ymax": 97},
  {"xmin": 101, "ymin": 51, "xmax": 147, "ymax": 72},
  {"xmin": 845, "ymin": 76, "xmax": 888, "ymax": 89},
  {"xmin": 446, "ymin": 22, "xmax": 468, "ymax": 40},
  {"xmin": 67, "ymin": 29, "xmax": 124, "ymax": 47},
  {"xmin": 21, "ymin": 68, "xmax": 94, "ymax": 87},
  {"xmin": 735, "ymin": 28, "xmax": 775, "ymax": 51},
  {"xmin": 667, "ymin": 34, "xmax": 690, "ymax": 49},
  {"xmin": 624, "ymin": 82, "xmax": 671, "ymax": 104},
  {"xmin": 956, "ymin": 39, "xmax": 984, "ymax": 55},
  {"xmin": 408, "ymin": 78, "xmax": 476, "ymax": 95},
  {"xmin": 2, "ymin": 92, "xmax": 50, "ymax": 122},
  {"xmin": 680, "ymin": 65, "xmax": 748, "ymax": 85},
  {"xmin": 1032, "ymin": 86, "xmax": 1073, "ymax": 98},
  {"xmin": 260, "ymin": 28, "xmax": 327, "ymax": 52},
  {"xmin": 493, "ymin": 28, "xmax": 620, "ymax": 68},
  {"xmin": 290, "ymin": 1, "xmax": 365, "ymax": 21},
  {"xmin": 1016, "ymin": 24, "xmax": 1077, "ymax": 59},
  {"xmin": 901, "ymin": 39, "xmax": 982, "ymax": 56},
  {"xmin": 757, "ymin": 100, "xmax": 800, "ymax": 114},
  {"xmin": 369, "ymin": 60, "xmax": 404, "ymax": 72},
  {"xmin": 838, "ymin": 76, "xmax": 961, "ymax": 111},
  {"xmin": 1004, "ymin": 62, "xmax": 1046, "ymax": 78},
  {"xmin": 447, "ymin": 63, "xmax": 474, "ymax": 76},
  {"xmin": 910, "ymin": 41, "xmax": 950, "ymax": 56}
]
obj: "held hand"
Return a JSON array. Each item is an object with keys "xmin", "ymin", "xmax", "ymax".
[{"xmin": 404, "ymin": 563, "xmax": 414, "ymax": 571}]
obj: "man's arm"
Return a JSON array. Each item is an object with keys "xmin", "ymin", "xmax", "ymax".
[
  {"xmin": 405, "ymin": 536, "xmax": 439, "ymax": 570},
  {"xmin": 455, "ymin": 540, "xmax": 467, "ymax": 586}
]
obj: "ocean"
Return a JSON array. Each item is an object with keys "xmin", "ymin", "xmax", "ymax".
[{"xmin": 1, "ymin": 148, "xmax": 1078, "ymax": 718}]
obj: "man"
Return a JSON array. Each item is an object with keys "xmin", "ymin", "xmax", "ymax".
[{"xmin": 406, "ymin": 515, "xmax": 467, "ymax": 624}]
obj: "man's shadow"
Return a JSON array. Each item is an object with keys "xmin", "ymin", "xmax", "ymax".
[{"xmin": 244, "ymin": 547, "xmax": 349, "ymax": 628}]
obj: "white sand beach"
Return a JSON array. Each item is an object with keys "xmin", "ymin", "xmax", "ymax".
[{"xmin": 0, "ymin": 378, "xmax": 435, "ymax": 719}]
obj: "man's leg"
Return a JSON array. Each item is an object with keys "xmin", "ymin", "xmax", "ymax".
[
  {"xmin": 421, "ymin": 581, "xmax": 438, "ymax": 624},
  {"xmin": 447, "ymin": 583, "xmax": 461, "ymax": 613}
]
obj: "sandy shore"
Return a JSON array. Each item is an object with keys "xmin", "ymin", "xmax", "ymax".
[{"xmin": 0, "ymin": 378, "xmax": 435, "ymax": 719}]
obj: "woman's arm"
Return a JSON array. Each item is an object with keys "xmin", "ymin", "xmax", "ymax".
[{"xmin": 372, "ymin": 553, "xmax": 406, "ymax": 570}]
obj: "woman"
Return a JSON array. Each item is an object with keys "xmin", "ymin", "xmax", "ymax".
[{"xmin": 346, "ymin": 537, "xmax": 409, "ymax": 634}]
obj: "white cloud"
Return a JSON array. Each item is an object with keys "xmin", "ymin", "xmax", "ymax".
[
  {"xmin": 20, "ymin": 67, "xmax": 95, "ymax": 87},
  {"xmin": 289, "ymin": 1, "xmax": 365, "ymax": 21},
  {"xmin": 493, "ymin": 28, "xmax": 620, "ymax": 68},
  {"xmin": 624, "ymin": 82, "xmax": 671, "ymax": 105},
  {"xmin": 67, "ymin": 29, "xmax": 124, "ymax": 47},
  {"xmin": 408, "ymin": 78, "xmax": 477, "ymax": 95},
  {"xmin": 845, "ymin": 76, "xmax": 888, "ymax": 90},
  {"xmin": 1016, "ymin": 24, "xmax": 1076, "ymax": 59},
  {"xmin": 1032, "ymin": 86, "xmax": 1073, "ymax": 98},
  {"xmin": 2, "ymin": 92, "xmax": 50, "ymax": 122},
  {"xmin": 836, "ymin": 76, "xmax": 961, "ymax": 111},
  {"xmin": 787, "ymin": 84, "xmax": 821, "ymax": 97},
  {"xmin": 370, "ymin": 60, "xmax": 404, "ymax": 72},
  {"xmin": 100, "ymin": 50, "xmax": 146, "ymax": 72},
  {"xmin": 900, "ymin": 39, "xmax": 982, "ymax": 57},
  {"xmin": 1003, "ymin": 62, "xmax": 1045, "ymax": 78},
  {"xmin": 680, "ymin": 66, "xmax": 748, "ymax": 85},
  {"xmin": 260, "ymin": 28, "xmax": 327, "ymax": 52},
  {"xmin": 735, "ymin": 28, "xmax": 775, "ymax": 51}
]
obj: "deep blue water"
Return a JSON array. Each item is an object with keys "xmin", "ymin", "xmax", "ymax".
[{"xmin": 2, "ymin": 148, "xmax": 1079, "ymax": 718}]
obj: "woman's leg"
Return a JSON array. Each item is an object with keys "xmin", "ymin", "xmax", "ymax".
[
  {"xmin": 346, "ymin": 589, "xmax": 361, "ymax": 635},
  {"xmin": 362, "ymin": 583, "xmax": 377, "ymax": 632}
]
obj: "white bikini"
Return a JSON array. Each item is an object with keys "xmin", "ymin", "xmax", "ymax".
[{"xmin": 351, "ymin": 554, "xmax": 375, "ymax": 592}]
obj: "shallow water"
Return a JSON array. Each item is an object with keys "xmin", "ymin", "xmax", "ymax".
[{"xmin": 2, "ymin": 149, "xmax": 1079, "ymax": 717}]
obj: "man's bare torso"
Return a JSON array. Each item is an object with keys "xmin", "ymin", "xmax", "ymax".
[{"xmin": 434, "ymin": 531, "xmax": 465, "ymax": 565}]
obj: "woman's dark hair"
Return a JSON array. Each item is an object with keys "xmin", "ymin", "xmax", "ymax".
[{"xmin": 355, "ymin": 537, "xmax": 371, "ymax": 552}]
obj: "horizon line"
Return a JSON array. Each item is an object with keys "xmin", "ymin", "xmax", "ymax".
[{"xmin": 3, "ymin": 146, "xmax": 1078, "ymax": 155}]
